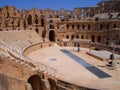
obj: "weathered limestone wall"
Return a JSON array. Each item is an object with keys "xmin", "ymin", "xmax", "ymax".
[
  {"xmin": 0, "ymin": 54, "xmax": 57, "ymax": 90},
  {"xmin": 0, "ymin": 56, "xmax": 37, "ymax": 81},
  {"xmin": 0, "ymin": 72, "xmax": 28, "ymax": 90}
]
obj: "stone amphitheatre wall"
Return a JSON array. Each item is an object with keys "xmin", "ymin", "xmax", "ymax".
[
  {"xmin": 0, "ymin": 56, "xmax": 39, "ymax": 81},
  {"xmin": 0, "ymin": 0, "xmax": 120, "ymax": 46},
  {"xmin": 0, "ymin": 72, "xmax": 28, "ymax": 90},
  {"xmin": 23, "ymin": 42, "xmax": 53, "ymax": 56},
  {"xmin": 0, "ymin": 54, "xmax": 99, "ymax": 90},
  {"xmin": 0, "ymin": 54, "xmax": 57, "ymax": 90}
]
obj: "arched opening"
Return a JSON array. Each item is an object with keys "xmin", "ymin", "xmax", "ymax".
[
  {"xmin": 24, "ymin": 20, "xmax": 26, "ymax": 30},
  {"xmin": 35, "ymin": 19, "xmax": 39, "ymax": 24},
  {"xmin": 49, "ymin": 30, "xmax": 55, "ymax": 42},
  {"xmin": 113, "ymin": 24, "xmax": 116, "ymax": 28},
  {"xmin": 6, "ymin": 12, "xmax": 9, "ymax": 18},
  {"xmin": 41, "ymin": 19, "xmax": 44, "ymax": 26},
  {"xmin": 54, "ymin": 12, "xmax": 59, "ymax": 18},
  {"xmin": 77, "ymin": 24, "xmax": 80, "ymax": 29},
  {"xmin": 81, "ymin": 35, "xmax": 84, "ymax": 39},
  {"xmin": 100, "ymin": 24, "xmax": 103, "ymax": 29},
  {"xmin": 49, "ymin": 20, "xmax": 54, "ymax": 29},
  {"xmin": 66, "ymin": 35, "xmax": 69, "ymax": 39},
  {"xmin": 41, "ymin": 15, "xmax": 44, "ymax": 26},
  {"xmin": 91, "ymin": 35, "xmax": 95, "ymax": 42},
  {"xmin": 76, "ymin": 35, "xmax": 79, "ymax": 39},
  {"xmin": 17, "ymin": 21, "xmax": 20, "ymax": 27},
  {"xmin": 97, "ymin": 36, "xmax": 101, "ymax": 43},
  {"xmin": 107, "ymin": 24, "xmax": 109, "ymax": 29},
  {"xmin": 67, "ymin": 24, "xmax": 69, "ymax": 29},
  {"xmin": 83, "ymin": 25, "xmax": 85, "ymax": 30},
  {"xmin": 48, "ymin": 78, "xmax": 56, "ymax": 90},
  {"xmin": 71, "ymin": 35, "xmax": 74, "ymax": 40},
  {"xmin": 35, "ymin": 28, "xmax": 39, "ymax": 33},
  {"xmin": 28, "ymin": 74, "xmax": 42, "ymax": 90},
  {"xmin": 72, "ymin": 24, "xmax": 74, "ymax": 29},
  {"xmin": 88, "ymin": 24, "xmax": 90, "ymax": 30},
  {"xmin": 28, "ymin": 15, "xmax": 32, "ymax": 25}
]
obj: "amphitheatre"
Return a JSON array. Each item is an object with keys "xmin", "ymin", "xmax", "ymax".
[{"xmin": 0, "ymin": 0, "xmax": 120, "ymax": 90}]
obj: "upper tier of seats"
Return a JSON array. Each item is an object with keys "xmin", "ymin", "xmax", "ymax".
[
  {"xmin": 0, "ymin": 30, "xmax": 57, "ymax": 76},
  {"xmin": 0, "ymin": 30, "xmax": 42, "ymax": 53},
  {"xmin": 0, "ymin": 30, "xmax": 42, "ymax": 43}
]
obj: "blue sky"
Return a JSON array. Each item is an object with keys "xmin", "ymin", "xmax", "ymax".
[{"xmin": 0, "ymin": 0, "xmax": 101, "ymax": 10}]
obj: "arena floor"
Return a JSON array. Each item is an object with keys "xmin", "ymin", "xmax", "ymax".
[{"xmin": 27, "ymin": 45, "xmax": 120, "ymax": 90}]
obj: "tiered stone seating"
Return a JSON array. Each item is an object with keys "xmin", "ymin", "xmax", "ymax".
[
  {"xmin": 0, "ymin": 30, "xmax": 57, "ymax": 76},
  {"xmin": 0, "ymin": 30, "xmax": 42, "ymax": 53}
]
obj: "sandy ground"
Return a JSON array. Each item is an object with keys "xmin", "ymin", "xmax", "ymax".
[{"xmin": 27, "ymin": 45, "xmax": 120, "ymax": 90}]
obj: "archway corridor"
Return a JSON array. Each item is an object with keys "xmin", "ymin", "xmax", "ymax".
[
  {"xmin": 28, "ymin": 74, "xmax": 42, "ymax": 90},
  {"xmin": 28, "ymin": 74, "xmax": 56, "ymax": 90},
  {"xmin": 49, "ymin": 30, "xmax": 55, "ymax": 42}
]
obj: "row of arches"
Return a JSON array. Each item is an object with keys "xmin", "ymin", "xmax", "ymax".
[
  {"xmin": 48, "ymin": 30, "xmax": 102, "ymax": 43},
  {"xmin": 48, "ymin": 22, "xmax": 118, "ymax": 30},
  {"xmin": 28, "ymin": 74, "xmax": 56, "ymax": 90},
  {"xmin": 66, "ymin": 24, "xmax": 91, "ymax": 30},
  {"xmin": 62, "ymin": 34, "xmax": 102, "ymax": 43},
  {"xmin": 4, "ymin": 15, "xmax": 44, "ymax": 29},
  {"xmin": 28, "ymin": 14, "xmax": 44, "ymax": 26},
  {"xmin": 100, "ymin": 23, "xmax": 117, "ymax": 30}
]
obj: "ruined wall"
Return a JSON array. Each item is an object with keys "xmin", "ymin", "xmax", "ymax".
[
  {"xmin": 0, "ymin": 0, "xmax": 120, "ymax": 45},
  {"xmin": 0, "ymin": 72, "xmax": 28, "ymax": 90},
  {"xmin": 0, "ymin": 55, "xmax": 57, "ymax": 90}
]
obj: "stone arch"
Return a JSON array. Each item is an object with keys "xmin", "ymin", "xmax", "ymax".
[
  {"xmin": 35, "ymin": 28, "xmax": 39, "ymax": 33},
  {"xmin": 49, "ymin": 20, "xmax": 54, "ymax": 29},
  {"xmin": 88, "ymin": 24, "xmax": 90, "ymax": 30},
  {"xmin": 67, "ymin": 24, "xmax": 69, "ymax": 29},
  {"xmin": 6, "ymin": 12, "xmax": 9, "ymax": 18},
  {"xmin": 77, "ymin": 24, "xmax": 80, "ymax": 29},
  {"xmin": 28, "ymin": 14, "xmax": 32, "ymax": 25},
  {"xmin": 83, "ymin": 24, "xmax": 85, "ymax": 30},
  {"xmin": 66, "ymin": 35, "xmax": 69, "ymax": 39},
  {"xmin": 49, "ymin": 30, "xmax": 55, "ymax": 42},
  {"xmin": 81, "ymin": 35, "xmax": 84, "ymax": 39},
  {"xmin": 17, "ymin": 20, "xmax": 20, "ymax": 27},
  {"xmin": 35, "ymin": 14, "xmax": 38, "ymax": 18},
  {"xmin": 54, "ymin": 11, "xmax": 59, "ymax": 18},
  {"xmin": 41, "ymin": 15, "xmax": 44, "ymax": 26},
  {"xmin": 23, "ymin": 20, "xmax": 26, "ymax": 30},
  {"xmin": 28, "ymin": 74, "xmax": 42, "ymax": 90},
  {"xmin": 48, "ymin": 78, "xmax": 56, "ymax": 90},
  {"xmin": 35, "ymin": 19, "xmax": 39, "ymax": 24},
  {"xmin": 97, "ymin": 36, "xmax": 101, "ymax": 43},
  {"xmin": 0, "ymin": 29, "xmax": 3, "ymax": 31},
  {"xmin": 76, "ymin": 35, "xmax": 79, "ymax": 39},
  {"xmin": 72, "ymin": 24, "xmax": 74, "ymax": 29},
  {"xmin": 71, "ymin": 35, "xmax": 74, "ymax": 40},
  {"xmin": 107, "ymin": 24, "xmax": 109, "ymax": 29},
  {"xmin": 100, "ymin": 24, "xmax": 103, "ymax": 29},
  {"xmin": 91, "ymin": 35, "xmax": 95, "ymax": 42},
  {"xmin": 113, "ymin": 24, "xmax": 116, "ymax": 28}
]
